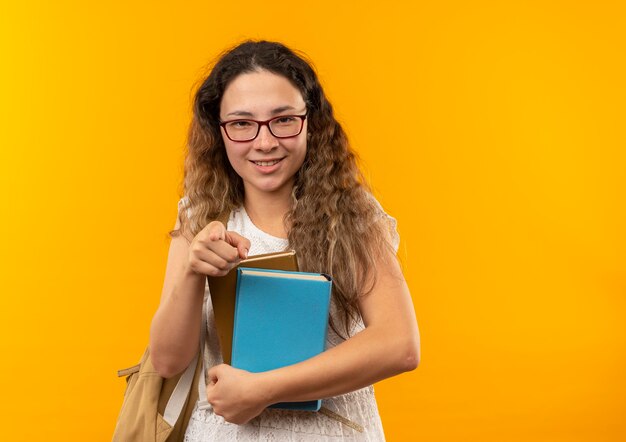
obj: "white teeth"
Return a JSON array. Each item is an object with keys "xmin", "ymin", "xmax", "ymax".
[{"xmin": 254, "ymin": 159, "xmax": 280, "ymax": 166}]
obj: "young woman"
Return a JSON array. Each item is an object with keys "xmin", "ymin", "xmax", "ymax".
[{"xmin": 149, "ymin": 40, "xmax": 420, "ymax": 441}]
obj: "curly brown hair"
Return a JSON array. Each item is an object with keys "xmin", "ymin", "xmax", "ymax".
[{"xmin": 172, "ymin": 40, "xmax": 395, "ymax": 339}]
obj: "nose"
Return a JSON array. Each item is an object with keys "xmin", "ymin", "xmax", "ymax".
[{"xmin": 253, "ymin": 124, "xmax": 279, "ymax": 152}]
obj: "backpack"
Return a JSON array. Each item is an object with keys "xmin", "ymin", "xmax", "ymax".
[{"xmin": 112, "ymin": 305, "xmax": 209, "ymax": 442}]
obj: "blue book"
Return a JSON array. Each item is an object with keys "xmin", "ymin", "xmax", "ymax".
[{"xmin": 231, "ymin": 267, "xmax": 332, "ymax": 411}]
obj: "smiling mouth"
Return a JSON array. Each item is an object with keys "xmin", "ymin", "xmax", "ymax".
[{"xmin": 251, "ymin": 159, "xmax": 283, "ymax": 166}]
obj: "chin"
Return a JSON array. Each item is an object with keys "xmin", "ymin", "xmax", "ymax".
[{"xmin": 249, "ymin": 178, "xmax": 291, "ymax": 194}]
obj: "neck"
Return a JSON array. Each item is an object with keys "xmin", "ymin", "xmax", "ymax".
[{"xmin": 243, "ymin": 184, "xmax": 294, "ymax": 239}]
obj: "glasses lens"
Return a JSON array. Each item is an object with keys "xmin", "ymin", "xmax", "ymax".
[
  {"xmin": 225, "ymin": 120, "xmax": 259, "ymax": 141},
  {"xmin": 269, "ymin": 116, "xmax": 303, "ymax": 137}
]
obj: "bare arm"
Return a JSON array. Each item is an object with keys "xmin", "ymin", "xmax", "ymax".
[
  {"xmin": 206, "ymin": 222, "xmax": 420, "ymax": 423},
  {"xmin": 259, "ymin": 249, "xmax": 420, "ymax": 402},
  {"xmin": 150, "ymin": 214, "xmax": 250, "ymax": 378}
]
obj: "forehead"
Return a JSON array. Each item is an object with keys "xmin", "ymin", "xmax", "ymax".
[{"xmin": 220, "ymin": 70, "xmax": 305, "ymax": 117}]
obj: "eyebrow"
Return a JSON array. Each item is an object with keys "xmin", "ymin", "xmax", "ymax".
[{"xmin": 225, "ymin": 105, "xmax": 305, "ymax": 118}]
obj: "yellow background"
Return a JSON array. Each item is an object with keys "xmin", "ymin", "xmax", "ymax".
[{"xmin": 1, "ymin": 1, "xmax": 624, "ymax": 441}]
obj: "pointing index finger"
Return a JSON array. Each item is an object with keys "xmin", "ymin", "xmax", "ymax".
[{"xmin": 225, "ymin": 231, "xmax": 251, "ymax": 260}]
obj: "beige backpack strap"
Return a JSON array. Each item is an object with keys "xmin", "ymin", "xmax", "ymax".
[
  {"xmin": 170, "ymin": 210, "xmax": 228, "ymax": 412},
  {"xmin": 116, "ymin": 364, "xmax": 140, "ymax": 378},
  {"xmin": 197, "ymin": 293, "xmax": 212, "ymax": 410},
  {"xmin": 162, "ymin": 354, "xmax": 198, "ymax": 425},
  {"xmin": 162, "ymin": 304, "xmax": 208, "ymax": 425},
  {"xmin": 197, "ymin": 211, "xmax": 229, "ymax": 410},
  {"xmin": 319, "ymin": 406, "xmax": 364, "ymax": 433}
]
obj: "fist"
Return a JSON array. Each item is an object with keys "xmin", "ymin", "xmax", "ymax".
[
  {"xmin": 187, "ymin": 221, "xmax": 251, "ymax": 277},
  {"xmin": 206, "ymin": 364, "xmax": 269, "ymax": 425}
]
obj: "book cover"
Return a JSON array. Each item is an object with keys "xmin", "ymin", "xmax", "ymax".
[
  {"xmin": 207, "ymin": 251, "xmax": 298, "ymax": 365},
  {"xmin": 231, "ymin": 267, "xmax": 332, "ymax": 411}
]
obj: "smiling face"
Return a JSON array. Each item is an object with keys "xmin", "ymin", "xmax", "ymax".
[{"xmin": 219, "ymin": 69, "xmax": 308, "ymax": 200}]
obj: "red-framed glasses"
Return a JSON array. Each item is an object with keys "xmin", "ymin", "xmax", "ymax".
[{"xmin": 219, "ymin": 114, "xmax": 307, "ymax": 142}]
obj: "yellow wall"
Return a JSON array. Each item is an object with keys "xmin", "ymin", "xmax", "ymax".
[{"xmin": 1, "ymin": 1, "xmax": 624, "ymax": 440}]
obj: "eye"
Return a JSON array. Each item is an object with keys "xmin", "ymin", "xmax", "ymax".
[
  {"xmin": 274, "ymin": 116, "xmax": 297, "ymax": 125},
  {"xmin": 228, "ymin": 120, "xmax": 254, "ymax": 129}
]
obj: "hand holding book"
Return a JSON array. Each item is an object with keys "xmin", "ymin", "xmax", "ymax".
[
  {"xmin": 206, "ymin": 258, "xmax": 364, "ymax": 432},
  {"xmin": 205, "ymin": 267, "xmax": 331, "ymax": 423},
  {"xmin": 205, "ymin": 363, "xmax": 271, "ymax": 425}
]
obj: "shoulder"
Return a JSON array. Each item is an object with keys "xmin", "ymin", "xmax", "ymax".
[
  {"xmin": 366, "ymin": 193, "xmax": 400, "ymax": 253},
  {"xmin": 227, "ymin": 206, "xmax": 245, "ymax": 232},
  {"xmin": 177, "ymin": 196, "xmax": 233, "ymax": 228},
  {"xmin": 176, "ymin": 196, "xmax": 197, "ymax": 232},
  {"xmin": 177, "ymin": 196, "xmax": 191, "ymax": 217}
]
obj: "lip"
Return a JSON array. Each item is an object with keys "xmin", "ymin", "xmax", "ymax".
[
  {"xmin": 249, "ymin": 158, "xmax": 284, "ymax": 163},
  {"xmin": 249, "ymin": 157, "xmax": 285, "ymax": 173}
]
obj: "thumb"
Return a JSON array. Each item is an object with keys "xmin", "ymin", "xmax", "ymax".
[
  {"xmin": 225, "ymin": 231, "xmax": 251, "ymax": 260},
  {"xmin": 207, "ymin": 365, "xmax": 220, "ymax": 384}
]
